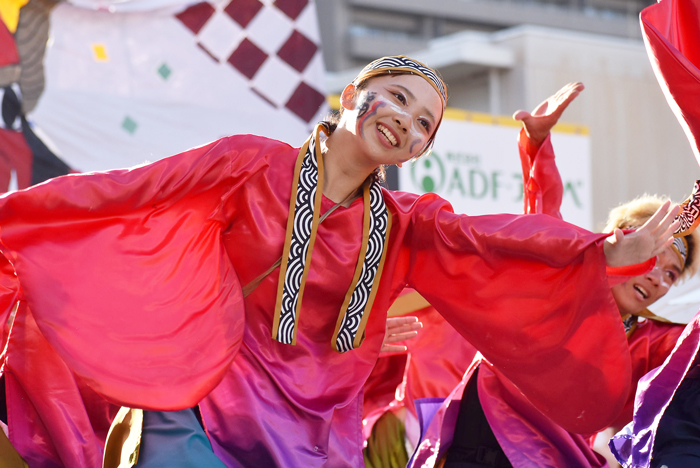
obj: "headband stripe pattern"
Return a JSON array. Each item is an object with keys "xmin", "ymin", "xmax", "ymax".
[
  {"xmin": 357, "ymin": 56, "xmax": 447, "ymax": 105},
  {"xmin": 673, "ymin": 236, "xmax": 688, "ymax": 264}
]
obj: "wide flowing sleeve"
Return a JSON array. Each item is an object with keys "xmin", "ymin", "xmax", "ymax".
[
  {"xmin": 400, "ymin": 193, "xmax": 631, "ymax": 434},
  {"xmin": 0, "ymin": 135, "xmax": 271, "ymax": 410},
  {"xmin": 518, "ymin": 130, "xmax": 563, "ymax": 219},
  {"xmin": 640, "ymin": 0, "xmax": 700, "ymax": 165}
]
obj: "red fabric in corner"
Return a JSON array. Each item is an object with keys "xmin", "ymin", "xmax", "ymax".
[
  {"xmin": 0, "ymin": 21, "xmax": 19, "ymax": 67},
  {"xmin": 641, "ymin": 0, "xmax": 700, "ymax": 164}
]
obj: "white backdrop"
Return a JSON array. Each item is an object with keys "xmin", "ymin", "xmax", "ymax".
[
  {"xmin": 398, "ymin": 116, "xmax": 593, "ymax": 230},
  {"xmin": 29, "ymin": 0, "xmax": 327, "ymax": 172}
]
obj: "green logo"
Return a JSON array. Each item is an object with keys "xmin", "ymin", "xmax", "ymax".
[{"xmin": 411, "ymin": 153, "xmax": 445, "ymax": 193}]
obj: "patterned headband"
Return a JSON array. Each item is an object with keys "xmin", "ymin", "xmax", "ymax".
[
  {"xmin": 672, "ymin": 236, "xmax": 689, "ymax": 266},
  {"xmin": 354, "ymin": 55, "xmax": 447, "ymax": 107},
  {"xmin": 668, "ymin": 179, "xmax": 700, "ymax": 269},
  {"xmin": 623, "ymin": 182, "xmax": 700, "ymax": 270}
]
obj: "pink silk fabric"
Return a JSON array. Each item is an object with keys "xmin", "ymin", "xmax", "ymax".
[
  {"xmin": 381, "ymin": 132, "xmax": 680, "ymax": 467},
  {"xmin": 641, "ymin": 0, "xmax": 700, "ymax": 164},
  {"xmin": 0, "ymin": 134, "xmax": 630, "ymax": 466}
]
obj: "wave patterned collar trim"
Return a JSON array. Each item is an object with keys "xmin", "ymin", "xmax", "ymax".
[{"xmin": 272, "ymin": 124, "xmax": 392, "ymax": 353}]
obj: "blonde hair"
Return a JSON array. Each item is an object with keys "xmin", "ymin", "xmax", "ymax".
[{"xmin": 604, "ymin": 194, "xmax": 699, "ymax": 280}]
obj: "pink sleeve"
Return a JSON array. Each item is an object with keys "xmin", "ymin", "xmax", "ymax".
[
  {"xmin": 0, "ymin": 136, "xmax": 279, "ymax": 410},
  {"xmin": 396, "ymin": 192, "xmax": 631, "ymax": 434}
]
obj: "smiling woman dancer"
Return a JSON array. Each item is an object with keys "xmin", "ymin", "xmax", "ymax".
[{"xmin": 0, "ymin": 56, "xmax": 681, "ymax": 467}]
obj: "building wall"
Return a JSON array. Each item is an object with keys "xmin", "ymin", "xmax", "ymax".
[{"xmin": 317, "ymin": 0, "xmax": 653, "ymax": 73}]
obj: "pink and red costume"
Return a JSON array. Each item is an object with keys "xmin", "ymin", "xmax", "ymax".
[{"xmin": 0, "ymin": 129, "xmax": 633, "ymax": 466}]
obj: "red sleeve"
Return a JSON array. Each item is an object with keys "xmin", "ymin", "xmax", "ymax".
[
  {"xmin": 0, "ymin": 253, "xmax": 19, "ymax": 351},
  {"xmin": 361, "ymin": 354, "xmax": 408, "ymax": 419},
  {"xmin": 0, "ymin": 20, "xmax": 19, "ymax": 68},
  {"xmin": 518, "ymin": 129, "xmax": 563, "ymax": 219},
  {"xmin": 0, "ymin": 135, "xmax": 280, "ymax": 410},
  {"xmin": 5, "ymin": 303, "xmax": 120, "ymax": 467},
  {"xmin": 641, "ymin": 0, "xmax": 700, "ymax": 165},
  {"xmin": 403, "ymin": 307, "xmax": 477, "ymax": 413},
  {"xmin": 395, "ymin": 192, "xmax": 631, "ymax": 434},
  {"xmin": 610, "ymin": 320, "xmax": 684, "ymax": 429}
]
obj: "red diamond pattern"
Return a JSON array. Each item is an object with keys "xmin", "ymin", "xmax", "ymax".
[
  {"xmin": 224, "ymin": 0, "xmax": 264, "ymax": 28},
  {"xmin": 277, "ymin": 30, "xmax": 317, "ymax": 73},
  {"xmin": 176, "ymin": 2, "xmax": 215, "ymax": 34},
  {"xmin": 227, "ymin": 39, "xmax": 268, "ymax": 79},
  {"xmin": 175, "ymin": 2, "xmax": 325, "ymax": 124},
  {"xmin": 286, "ymin": 81, "xmax": 324, "ymax": 122},
  {"xmin": 274, "ymin": 0, "xmax": 308, "ymax": 20}
]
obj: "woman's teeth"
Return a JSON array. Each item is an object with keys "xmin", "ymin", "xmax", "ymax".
[
  {"xmin": 634, "ymin": 285, "xmax": 648, "ymax": 299},
  {"xmin": 377, "ymin": 124, "xmax": 397, "ymax": 146}
]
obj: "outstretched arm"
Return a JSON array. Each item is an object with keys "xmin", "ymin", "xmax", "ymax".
[
  {"xmin": 514, "ymin": 82, "xmax": 584, "ymax": 146},
  {"xmin": 513, "ymin": 82, "xmax": 585, "ymax": 218}
]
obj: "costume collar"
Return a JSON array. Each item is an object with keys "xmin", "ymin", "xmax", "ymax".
[{"xmin": 272, "ymin": 124, "xmax": 392, "ymax": 352}]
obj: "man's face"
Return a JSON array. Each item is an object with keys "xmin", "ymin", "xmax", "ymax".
[{"xmin": 611, "ymin": 244, "xmax": 682, "ymax": 316}]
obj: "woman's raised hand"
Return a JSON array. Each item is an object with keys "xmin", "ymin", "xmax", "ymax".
[
  {"xmin": 380, "ymin": 316, "xmax": 423, "ymax": 354},
  {"xmin": 603, "ymin": 200, "xmax": 681, "ymax": 267},
  {"xmin": 513, "ymin": 82, "xmax": 584, "ymax": 146}
]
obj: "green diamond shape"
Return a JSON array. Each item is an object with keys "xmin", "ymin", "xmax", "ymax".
[
  {"xmin": 122, "ymin": 116, "xmax": 137, "ymax": 134},
  {"xmin": 157, "ymin": 63, "xmax": 171, "ymax": 80}
]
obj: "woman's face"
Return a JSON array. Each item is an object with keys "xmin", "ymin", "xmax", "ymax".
[
  {"xmin": 611, "ymin": 244, "xmax": 683, "ymax": 316},
  {"xmin": 340, "ymin": 74, "xmax": 443, "ymax": 167}
]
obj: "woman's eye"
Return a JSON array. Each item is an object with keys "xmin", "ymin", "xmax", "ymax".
[
  {"xmin": 666, "ymin": 271, "xmax": 677, "ymax": 282},
  {"xmin": 419, "ymin": 119, "xmax": 430, "ymax": 131},
  {"xmin": 393, "ymin": 93, "xmax": 406, "ymax": 104}
]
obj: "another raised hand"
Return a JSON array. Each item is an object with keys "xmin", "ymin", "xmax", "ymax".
[
  {"xmin": 513, "ymin": 82, "xmax": 585, "ymax": 146},
  {"xmin": 381, "ymin": 316, "xmax": 422, "ymax": 354},
  {"xmin": 604, "ymin": 200, "xmax": 681, "ymax": 267}
]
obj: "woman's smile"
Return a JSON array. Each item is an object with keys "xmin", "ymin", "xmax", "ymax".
[{"xmin": 376, "ymin": 123, "xmax": 399, "ymax": 147}]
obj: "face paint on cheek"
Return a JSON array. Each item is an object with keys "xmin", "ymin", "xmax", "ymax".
[
  {"xmin": 409, "ymin": 138, "xmax": 423, "ymax": 156},
  {"xmin": 357, "ymin": 100, "xmax": 386, "ymax": 138},
  {"xmin": 356, "ymin": 92, "xmax": 376, "ymax": 119}
]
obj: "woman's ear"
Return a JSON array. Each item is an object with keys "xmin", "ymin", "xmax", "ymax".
[{"xmin": 340, "ymin": 83, "xmax": 357, "ymax": 111}]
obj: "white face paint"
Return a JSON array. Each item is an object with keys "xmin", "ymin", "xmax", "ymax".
[{"xmin": 346, "ymin": 74, "xmax": 443, "ymax": 168}]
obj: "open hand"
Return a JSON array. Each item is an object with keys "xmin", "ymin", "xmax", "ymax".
[
  {"xmin": 603, "ymin": 200, "xmax": 680, "ymax": 267},
  {"xmin": 513, "ymin": 82, "xmax": 584, "ymax": 146},
  {"xmin": 380, "ymin": 316, "xmax": 422, "ymax": 354}
]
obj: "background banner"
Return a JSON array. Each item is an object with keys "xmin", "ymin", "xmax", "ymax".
[
  {"xmin": 0, "ymin": 0, "xmax": 327, "ymax": 185},
  {"xmin": 398, "ymin": 113, "xmax": 593, "ymax": 230}
]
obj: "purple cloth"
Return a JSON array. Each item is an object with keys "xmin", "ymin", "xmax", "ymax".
[{"xmin": 610, "ymin": 315, "xmax": 700, "ymax": 468}]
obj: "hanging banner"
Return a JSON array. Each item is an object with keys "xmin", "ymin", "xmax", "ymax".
[
  {"xmin": 1, "ymin": 0, "xmax": 327, "ymax": 184},
  {"xmin": 398, "ymin": 112, "xmax": 592, "ymax": 230}
]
